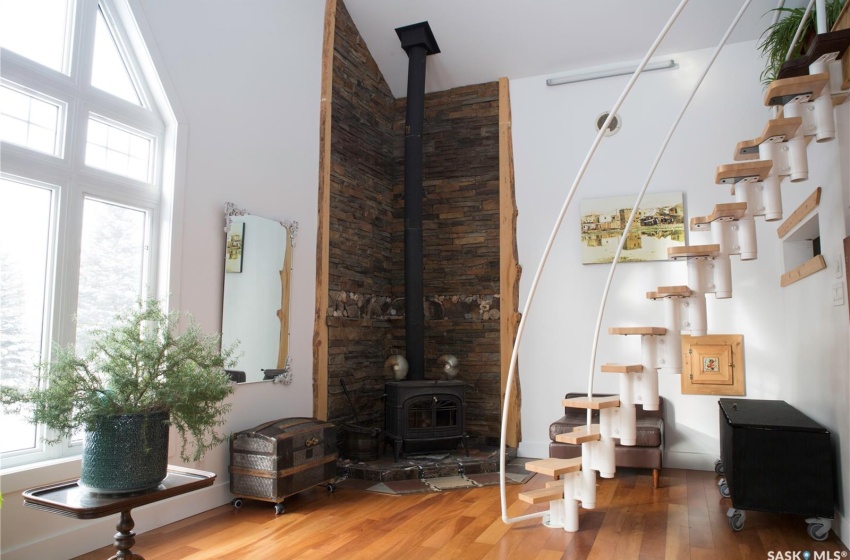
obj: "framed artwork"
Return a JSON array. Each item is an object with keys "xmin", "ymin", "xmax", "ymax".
[
  {"xmin": 580, "ymin": 192, "xmax": 686, "ymax": 264},
  {"xmin": 225, "ymin": 221, "xmax": 244, "ymax": 273}
]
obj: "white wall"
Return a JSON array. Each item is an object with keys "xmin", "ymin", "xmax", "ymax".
[
  {"xmin": 511, "ymin": 40, "xmax": 849, "ymax": 541},
  {"xmin": 0, "ymin": 2, "xmax": 325, "ymax": 559}
]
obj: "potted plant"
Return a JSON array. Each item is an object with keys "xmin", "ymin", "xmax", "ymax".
[
  {"xmin": 758, "ymin": 0, "xmax": 846, "ymax": 86},
  {"xmin": 0, "ymin": 298, "xmax": 236, "ymax": 493}
]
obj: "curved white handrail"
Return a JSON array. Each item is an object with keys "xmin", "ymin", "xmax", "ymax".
[
  {"xmin": 586, "ymin": 0, "xmax": 755, "ymax": 407},
  {"xmin": 497, "ymin": 0, "xmax": 691, "ymax": 525}
]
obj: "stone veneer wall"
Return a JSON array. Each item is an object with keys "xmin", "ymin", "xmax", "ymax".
[
  {"xmin": 327, "ymin": 2, "xmax": 503, "ymax": 442},
  {"xmin": 326, "ymin": 1, "xmax": 396, "ymax": 427}
]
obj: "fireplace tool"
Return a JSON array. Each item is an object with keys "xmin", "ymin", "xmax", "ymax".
[{"xmin": 340, "ymin": 378, "xmax": 383, "ymax": 461}]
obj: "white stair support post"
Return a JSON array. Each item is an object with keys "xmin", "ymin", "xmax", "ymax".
[
  {"xmin": 781, "ymin": 101, "xmax": 810, "ymax": 182},
  {"xmin": 756, "ymin": 142, "xmax": 784, "ymax": 220},
  {"xmin": 733, "ymin": 182, "xmax": 766, "ymax": 218},
  {"xmin": 596, "ymin": 410, "xmax": 617, "ymax": 478},
  {"xmin": 579, "ymin": 450, "xmax": 597, "ymax": 510},
  {"xmin": 810, "ymin": 58, "xmax": 836, "ymax": 142},
  {"xmin": 643, "ymin": 334, "xmax": 666, "ymax": 400},
  {"xmin": 543, "ymin": 498, "xmax": 566, "ymax": 529},
  {"xmin": 562, "ymin": 472, "xmax": 580, "ymax": 533},
  {"xmin": 617, "ymin": 404, "xmax": 637, "ymax": 446},
  {"xmin": 682, "ymin": 293, "xmax": 707, "ymax": 335},
  {"xmin": 736, "ymin": 217, "xmax": 757, "ymax": 260},
  {"xmin": 712, "ymin": 254, "xmax": 733, "ymax": 299},
  {"xmin": 709, "ymin": 219, "xmax": 739, "ymax": 256}
]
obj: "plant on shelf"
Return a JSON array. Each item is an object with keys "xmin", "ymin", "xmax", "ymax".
[
  {"xmin": 1, "ymin": 298, "xmax": 236, "ymax": 492},
  {"xmin": 758, "ymin": 0, "xmax": 846, "ymax": 86}
]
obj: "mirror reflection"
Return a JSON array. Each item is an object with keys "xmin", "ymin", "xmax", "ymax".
[{"xmin": 222, "ymin": 203, "xmax": 296, "ymax": 383}]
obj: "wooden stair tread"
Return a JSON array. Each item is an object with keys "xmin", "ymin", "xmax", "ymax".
[
  {"xmin": 646, "ymin": 285, "xmax": 692, "ymax": 299},
  {"xmin": 715, "ymin": 160, "xmax": 773, "ymax": 184},
  {"xmin": 525, "ymin": 457, "xmax": 583, "ymax": 477},
  {"xmin": 668, "ymin": 244, "xmax": 720, "ymax": 260},
  {"xmin": 518, "ymin": 486, "xmax": 565, "ymax": 504},
  {"xmin": 690, "ymin": 202, "xmax": 748, "ymax": 231},
  {"xmin": 554, "ymin": 424, "xmax": 601, "ymax": 444},
  {"xmin": 777, "ymin": 29, "xmax": 850, "ymax": 80},
  {"xmin": 601, "ymin": 363, "xmax": 644, "ymax": 373},
  {"xmin": 764, "ymin": 73, "xmax": 830, "ymax": 106},
  {"xmin": 608, "ymin": 326, "xmax": 667, "ymax": 336},
  {"xmin": 563, "ymin": 395, "xmax": 621, "ymax": 409},
  {"xmin": 734, "ymin": 117, "xmax": 802, "ymax": 160}
]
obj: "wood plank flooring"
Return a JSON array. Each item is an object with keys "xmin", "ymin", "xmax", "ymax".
[{"xmin": 73, "ymin": 468, "xmax": 848, "ymax": 560}]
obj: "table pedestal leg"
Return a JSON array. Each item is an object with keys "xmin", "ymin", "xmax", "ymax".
[{"xmin": 109, "ymin": 510, "xmax": 144, "ymax": 560}]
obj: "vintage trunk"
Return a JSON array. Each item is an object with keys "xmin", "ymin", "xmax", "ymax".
[{"xmin": 229, "ymin": 417, "xmax": 337, "ymax": 510}]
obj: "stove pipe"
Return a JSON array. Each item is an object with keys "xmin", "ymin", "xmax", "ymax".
[{"xmin": 395, "ymin": 22, "xmax": 440, "ymax": 381}]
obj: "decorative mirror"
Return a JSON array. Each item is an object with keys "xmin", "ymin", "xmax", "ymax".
[{"xmin": 222, "ymin": 202, "xmax": 297, "ymax": 383}]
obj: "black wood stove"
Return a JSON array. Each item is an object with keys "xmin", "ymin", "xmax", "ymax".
[
  {"xmin": 384, "ymin": 380, "xmax": 466, "ymax": 461},
  {"xmin": 385, "ymin": 22, "xmax": 467, "ymax": 461}
]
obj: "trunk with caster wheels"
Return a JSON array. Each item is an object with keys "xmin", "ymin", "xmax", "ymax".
[
  {"xmin": 718, "ymin": 399, "xmax": 835, "ymax": 538},
  {"xmin": 229, "ymin": 417, "xmax": 338, "ymax": 513}
]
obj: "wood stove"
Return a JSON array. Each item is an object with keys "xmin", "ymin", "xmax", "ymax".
[{"xmin": 384, "ymin": 380, "xmax": 466, "ymax": 461}]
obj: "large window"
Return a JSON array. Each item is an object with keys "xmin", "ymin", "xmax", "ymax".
[{"xmin": 0, "ymin": 0, "xmax": 173, "ymax": 468}]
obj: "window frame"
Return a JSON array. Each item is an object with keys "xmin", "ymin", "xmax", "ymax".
[{"xmin": 0, "ymin": 0, "xmax": 176, "ymax": 470}]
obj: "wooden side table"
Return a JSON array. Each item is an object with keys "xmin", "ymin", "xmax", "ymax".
[{"xmin": 23, "ymin": 465, "xmax": 216, "ymax": 559}]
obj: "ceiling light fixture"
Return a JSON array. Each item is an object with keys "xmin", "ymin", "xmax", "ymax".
[{"xmin": 546, "ymin": 59, "xmax": 676, "ymax": 86}]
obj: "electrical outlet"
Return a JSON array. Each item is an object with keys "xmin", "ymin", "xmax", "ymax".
[{"xmin": 833, "ymin": 281, "xmax": 846, "ymax": 306}]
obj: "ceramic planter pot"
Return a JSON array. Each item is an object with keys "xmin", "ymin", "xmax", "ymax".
[{"xmin": 79, "ymin": 410, "xmax": 170, "ymax": 493}]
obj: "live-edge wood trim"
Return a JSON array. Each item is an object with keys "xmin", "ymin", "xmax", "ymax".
[
  {"xmin": 780, "ymin": 255, "xmax": 827, "ymax": 287},
  {"xmin": 313, "ymin": 0, "xmax": 336, "ymax": 421},
  {"xmin": 499, "ymin": 77, "xmax": 522, "ymax": 448},
  {"xmin": 777, "ymin": 186, "xmax": 821, "ymax": 239}
]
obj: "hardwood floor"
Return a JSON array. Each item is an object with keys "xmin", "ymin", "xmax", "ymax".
[{"xmin": 73, "ymin": 468, "xmax": 848, "ymax": 559}]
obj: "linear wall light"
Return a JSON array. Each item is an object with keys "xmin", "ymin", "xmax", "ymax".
[{"xmin": 546, "ymin": 59, "xmax": 676, "ymax": 86}]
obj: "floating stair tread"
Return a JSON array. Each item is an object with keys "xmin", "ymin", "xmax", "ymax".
[
  {"xmin": 668, "ymin": 244, "xmax": 720, "ymax": 260},
  {"xmin": 734, "ymin": 117, "xmax": 802, "ymax": 160},
  {"xmin": 715, "ymin": 160, "xmax": 773, "ymax": 184},
  {"xmin": 563, "ymin": 395, "xmax": 622, "ymax": 410},
  {"xmin": 776, "ymin": 29, "xmax": 850, "ymax": 80},
  {"xmin": 646, "ymin": 285, "xmax": 692, "ymax": 299},
  {"xmin": 545, "ymin": 479, "xmax": 567, "ymax": 488},
  {"xmin": 518, "ymin": 486, "xmax": 565, "ymax": 504},
  {"xmin": 608, "ymin": 326, "xmax": 667, "ymax": 336},
  {"xmin": 525, "ymin": 457, "xmax": 583, "ymax": 477},
  {"xmin": 764, "ymin": 73, "xmax": 830, "ymax": 106},
  {"xmin": 554, "ymin": 424, "xmax": 601, "ymax": 444},
  {"xmin": 601, "ymin": 363, "xmax": 644, "ymax": 373},
  {"xmin": 690, "ymin": 203, "xmax": 748, "ymax": 231}
]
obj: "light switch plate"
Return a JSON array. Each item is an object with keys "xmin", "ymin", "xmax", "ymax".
[
  {"xmin": 835, "ymin": 255, "xmax": 844, "ymax": 279},
  {"xmin": 833, "ymin": 281, "xmax": 846, "ymax": 306}
]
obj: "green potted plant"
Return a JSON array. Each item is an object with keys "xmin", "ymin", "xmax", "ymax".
[
  {"xmin": 0, "ymin": 298, "xmax": 236, "ymax": 493},
  {"xmin": 758, "ymin": 0, "xmax": 846, "ymax": 86}
]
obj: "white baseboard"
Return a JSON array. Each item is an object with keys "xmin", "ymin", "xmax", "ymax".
[
  {"xmin": 2, "ymin": 481, "xmax": 232, "ymax": 560},
  {"xmin": 663, "ymin": 450, "xmax": 716, "ymax": 471}
]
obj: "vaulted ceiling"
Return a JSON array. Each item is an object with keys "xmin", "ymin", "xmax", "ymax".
[{"xmin": 344, "ymin": 0, "xmax": 807, "ymax": 97}]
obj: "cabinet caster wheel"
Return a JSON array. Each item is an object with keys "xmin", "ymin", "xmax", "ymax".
[
  {"xmin": 274, "ymin": 503, "xmax": 285, "ymax": 515},
  {"xmin": 727, "ymin": 508, "xmax": 745, "ymax": 532},
  {"xmin": 714, "ymin": 459, "xmax": 725, "ymax": 476},
  {"xmin": 807, "ymin": 522, "xmax": 829, "ymax": 541},
  {"xmin": 231, "ymin": 498, "xmax": 243, "ymax": 509},
  {"xmin": 327, "ymin": 483, "xmax": 335, "ymax": 493},
  {"xmin": 717, "ymin": 478, "xmax": 730, "ymax": 498}
]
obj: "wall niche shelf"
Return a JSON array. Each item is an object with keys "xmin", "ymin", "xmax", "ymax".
[{"xmin": 778, "ymin": 187, "xmax": 825, "ymax": 287}]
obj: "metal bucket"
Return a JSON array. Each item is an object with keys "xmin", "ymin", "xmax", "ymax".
[{"xmin": 343, "ymin": 423, "xmax": 383, "ymax": 461}]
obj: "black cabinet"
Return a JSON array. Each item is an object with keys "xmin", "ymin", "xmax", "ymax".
[{"xmin": 718, "ymin": 399, "xmax": 835, "ymax": 522}]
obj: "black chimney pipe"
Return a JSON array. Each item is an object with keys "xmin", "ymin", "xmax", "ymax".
[{"xmin": 395, "ymin": 22, "xmax": 439, "ymax": 381}]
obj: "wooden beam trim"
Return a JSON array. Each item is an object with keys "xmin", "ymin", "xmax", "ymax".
[
  {"xmin": 777, "ymin": 187, "xmax": 821, "ymax": 238},
  {"xmin": 499, "ymin": 77, "xmax": 522, "ymax": 448},
  {"xmin": 780, "ymin": 255, "xmax": 827, "ymax": 287},
  {"xmin": 313, "ymin": 0, "xmax": 336, "ymax": 421}
]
